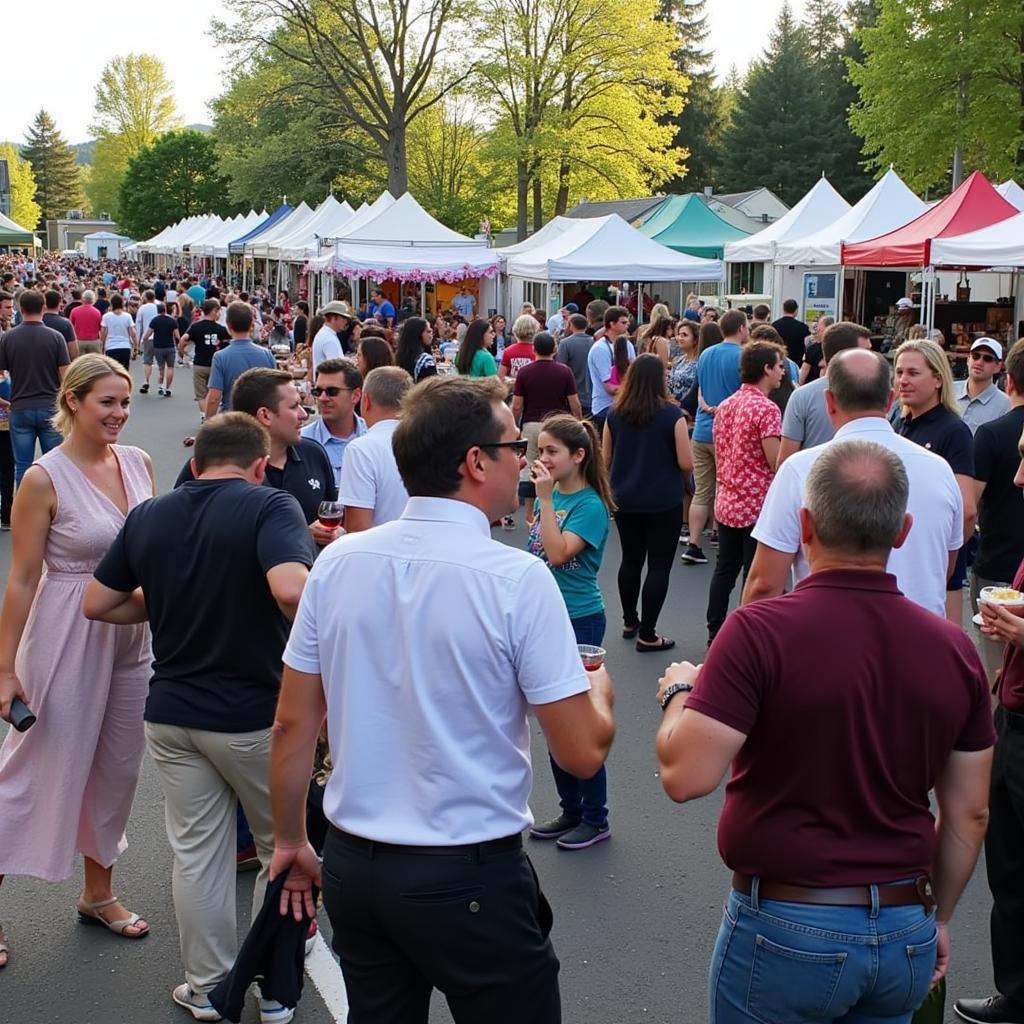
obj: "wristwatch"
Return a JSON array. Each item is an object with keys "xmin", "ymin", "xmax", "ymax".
[{"xmin": 660, "ymin": 682, "xmax": 693, "ymax": 712}]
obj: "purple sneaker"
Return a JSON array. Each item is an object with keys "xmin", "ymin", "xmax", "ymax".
[{"xmin": 556, "ymin": 822, "xmax": 610, "ymax": 850}]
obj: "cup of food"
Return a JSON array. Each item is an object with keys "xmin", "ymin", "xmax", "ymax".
[
  {"xmin": 979, "ymin": 586, "xmax": 1024, "ymax": 615},
  {"xmin": 577, "ymin": 644, "xmax": 606, "ymax": 671}
]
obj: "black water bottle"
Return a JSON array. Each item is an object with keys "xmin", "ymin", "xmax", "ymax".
[{"xmin": 9, "ymin": 698, "xmax": 36, "ymax": 732}]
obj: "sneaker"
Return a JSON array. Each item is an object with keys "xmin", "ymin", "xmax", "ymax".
[
  {"xmin": 236, "ymin": 841, "xmax": 260, "ymax": 872},
  {"xmin": 164, "ymin": 389, "xmax": 172, "ymax": 398},
  {"xmin": 172, "ymin": 983, "xmax": 222, "ymax": 1021},
  {"xmin": 305, "ymin": 918, "xmax": 317, "ymax": 956},
  {"xmin": 139, "ymin": 383, "xmax": 149, "ymax": 394},
  {"xmin": 680, "ymin": 544, "xmax": 708, "ymax": 565},
  {"xmin": 258, "ymin": 994, "xmax": 295, "ymax": 1024},
  {"xmin": 501, "ymin": 515, "xmax": 516, "ymax": 531},
  {"xmin": 529, "ymin": 812, "xmax": 581, "ymax": 840},
  {"xmin": 556, "ymin": 822, "xmax": 611, "ymax": 850},
  {"xmin": 954, "ymin": 996, "xmax": 1024, "ymax": 1024},
  {"xmin": 158, "ymin": 386, "xmax": 166, "ymax": 396},
  {"xmin": 678, "ymin": 528, "xmax": 691, "ymax": 545}
]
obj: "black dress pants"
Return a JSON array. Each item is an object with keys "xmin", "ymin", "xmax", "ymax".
[
  {"xmin": 321, "ymin": 828, "xmax": 561, "ymax": 1024},
  {"xmin": 706, "ymin": 522, "xmax": 757, "ymax": 640},
  {"xmin": 987, "ymin": 706, "xmax": 1024, "ymax": 1005}
]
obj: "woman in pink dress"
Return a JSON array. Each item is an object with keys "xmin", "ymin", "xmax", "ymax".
[{"xmin": 0, "ymin": 353, "xmax": 156, "ymax": 968}]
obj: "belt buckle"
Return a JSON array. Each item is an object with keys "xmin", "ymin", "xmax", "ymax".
[{"xmin": 915, "ymin": 876, "xmax": 936, "ymax": 909}]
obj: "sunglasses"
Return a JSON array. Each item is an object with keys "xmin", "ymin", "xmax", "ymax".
[
  {"xmin": 311, "ymin": 386, "xmax": 354, "ymax": 397},
  {"xmin": 969, "ymin": 351, "xmax": 998, "ymax": 363},
  {"xmin": 478, "ymin": 439, "xmax": 529, "ymax": 457}
]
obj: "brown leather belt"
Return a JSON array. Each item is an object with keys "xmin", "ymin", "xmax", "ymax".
[{"xmin": 732, "ymin": 872, "xmax": 936, "ymax": 909}]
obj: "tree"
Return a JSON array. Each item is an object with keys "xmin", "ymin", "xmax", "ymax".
[
  {"xmin": 21, "ymin": 110, "xmax": 83, "ymax": 226},
  {"xmin": 219, "ymin": 0, "xmax": 468, "ymax": 196},
  {"xmin": 84, "ymin": 135, "xmax": 131, "ymax": 221},
  {"xmin": 658, "ymin": 0, "xmax": 722, "ymax": 189},
  {"xmin": 91, "ymin": 54, "xmax": 179, "ymax": 155},
  {"xmin": 719, "ymin": 3, "xmax": 828, "ymax": 204},
  {"xmin": 117, "ymin": 130, "xmax": 233, "ymax": 239},
  {"xmin": 0, "ymin": 144, "xmax": 41, "ymax": 232},
  {"xmin": 848, "ymin": 0, "xmax": 1018, "ymax": 193}
]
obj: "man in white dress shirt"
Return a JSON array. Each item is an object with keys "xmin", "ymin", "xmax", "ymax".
[
  {"xmin": 338, "ymin": 366, "xmax": 411, "ymax": 531},
  {"xmin": 268, "ymin": 375, "xmax": 616, "ymax": 1024},
  {"xmin": 742, "ymin": 348, "xmax": 963, "ymax": 618}
]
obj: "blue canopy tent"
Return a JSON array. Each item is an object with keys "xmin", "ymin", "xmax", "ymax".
[{"xmin": 229, "ymin": 203, "xmax": 293, "ymax": 288}]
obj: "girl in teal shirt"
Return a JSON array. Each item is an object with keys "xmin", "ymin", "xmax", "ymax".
[
  {"xmin": 455, "ymin": 319, "xmax": 498, "ymax": 377},
  {"xmin": 526, "ymin": 414, "xmax": 615, "ymax": 850}
]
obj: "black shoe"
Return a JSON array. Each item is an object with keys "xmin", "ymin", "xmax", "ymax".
[
  {"xmin": 680, "ymin": 543, "xmax": 708, "ymax": 565},
  {"xmin": 556, "ymin": 822, "xmax": 611, "ymax": 850},
  {"xmin": 955, "ymin": 996, "xmax": 1024, "ymax": 1024},
  {"xmin": 139, "ymin": 383, "xmax": 149, "ymax": 394},
  {"xmin": 529, "ymin": 812, "xmax": 580, "ymax": 840}
]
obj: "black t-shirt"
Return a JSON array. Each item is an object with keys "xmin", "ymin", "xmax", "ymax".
[
  {"xmin": 62, "ymin": 300, "xmax": 81, "ymax": 318},
  {"xmin": 185, "ymin": 319, "xmax": 231, "ymax": 367},
  {"xmin": 43, "ymin": 312, "xmax": 76, "ymax": 346},
  {"xmin": 174, "ymin": 438, "xmax": 337, "ymax": 523},
  {"xmin": 293, "ymin": 315, "xmax": 307, "ymax": 349},
  {"xmin": 772, "ymin": 316, "xmax": 811, "ymax": 366},
  {"xmin": 95, "ymin": 298, "xmax": 110, "ymax": 315},
  {"xmin": 898, "ymin": 404, "xmax": 975, "ymax": 476},
  {"xmin": 148, "ymin": 313, "xmax": 178, "ymax": 349},
  {"xmin": 154, "ymin": 280, "xmax": 166, "ymax": 300},
  {"xmin": 94, "ymin": 479, "xmax": 314, "ymax": 732},
  {"xmin": 803, "ymin": 341, "xmax": 823, "ymax": 382},
  {"xmin": 0, "ymin": 321, "xmax": 70, "ymax": 410},
  {"xmin": 974, "ymin": 406, "xmax": 1024, "ymax": 581}
]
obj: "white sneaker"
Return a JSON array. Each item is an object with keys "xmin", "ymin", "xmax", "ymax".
[
  {"xmin": 259, "ymin": 996, "xmax": 295, "ymax": 1023},
  {"xmin": 172, "ymin": 983, "xmax": 222, "ymax": 1021}
]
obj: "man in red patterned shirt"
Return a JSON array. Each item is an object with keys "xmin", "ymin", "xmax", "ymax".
[{"xmin": 706, "ymin": 340, "xmax": 786, "ymax": 644}]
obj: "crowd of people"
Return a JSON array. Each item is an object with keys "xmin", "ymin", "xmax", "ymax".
[{"xmin": 0, "ymin": 251, "xmax": 1023, "ymax": 1024}]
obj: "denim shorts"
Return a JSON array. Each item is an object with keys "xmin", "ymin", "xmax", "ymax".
[{"xmin": 709, "ymin": 884, "xmax": 937, "ymax": 1024}]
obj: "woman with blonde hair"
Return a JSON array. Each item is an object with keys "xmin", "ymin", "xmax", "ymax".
[
  {"xmin": 894, "ymin": 337, "xmax": 976, "ymax": 623},
  {"xmin": 0, "ymin": 354, "xmax": 156, "ymax": 967}
]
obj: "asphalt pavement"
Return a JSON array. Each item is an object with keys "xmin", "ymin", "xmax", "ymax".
[{"xmin": 0, "ymin": 360, "xmax": 998, "ymax": 1023}]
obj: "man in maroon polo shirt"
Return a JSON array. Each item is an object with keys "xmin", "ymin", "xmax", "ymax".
[
  {"xmin": 957, "ymin": 431, "xmax": 1024, "ymax": 1024},
  {"xmin": 656, "ymin": 439, "xmax": 994, "ymax": 1024}
]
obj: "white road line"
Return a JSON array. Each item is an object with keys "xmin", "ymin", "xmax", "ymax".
[{"xmin": 304, "ymin": 931, "xmax": 350, "ymax": 1023}]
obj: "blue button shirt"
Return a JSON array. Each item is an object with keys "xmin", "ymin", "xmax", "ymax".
[{"xmin": 301, "ymin": 414, "xmax": 368, "ymax": 488}]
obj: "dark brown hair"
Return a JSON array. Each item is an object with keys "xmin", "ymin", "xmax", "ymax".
[
  {"xmin": 538, "ymin": 414, "xmax": 615, "ymax": 512},
  {"xmin": 697, "ymin": 321, "xmax": 724, "ymax": 355},
  {"xmin": 359, "ymin": 336, "xmax": 393, "ymax": 373},
  {"xmin": 822, "ymin": 321, "xmax": 871, "ymax": 363},
  {"xmin": 1006, "ymin": 338, "xmax": 1024, "ymax": 392},
  {"xmin": 456, "ymin": 319, "xmax": 492, "ymax": 375},
  {"xmin": 315, "ymin": 357, "xmax": 362, "ymax": 388},
  {"xmin": 230, "ymin": 367, "xmax": 294, "ymax": 416},
  {"xmin": 740, "ymin": 341, "xmax": 785, "ymax": 383},
  {"xmin": 612, "ymin": 352, "xmax": 670, "ymax": 426},
  {"xmin": 226, "ymin": 300, "xmax": 254, "ymax": 333},
  {"xmin": 193, "ymin": 412, "xmax": 270, "ymax": 474}
]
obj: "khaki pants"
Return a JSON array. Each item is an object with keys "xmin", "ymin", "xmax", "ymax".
[
  {"xmin": 77, "ymin": 341, "xmax": 102, "ymax": 356},
  {"xmin": 145, "ymin": 722, "xmax": 275, "ymax": 994}
]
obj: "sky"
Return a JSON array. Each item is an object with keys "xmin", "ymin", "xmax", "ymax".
[{"xmin": 0, "ymin": 0, "xmax": 807, "ymax": 145}]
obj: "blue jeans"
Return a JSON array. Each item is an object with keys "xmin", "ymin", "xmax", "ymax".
[
  {"xmin": 709, "ymin": 885, "xmax": 937, "ymax": 1024},
  {"xmin": 548, "ymin": 611, "xmax": 608, "ymax": 827},
  {"xmin": 10, "ymin": 408, "xmax": 62, "ymax": 486}
]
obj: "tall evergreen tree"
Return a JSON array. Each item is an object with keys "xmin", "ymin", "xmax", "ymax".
[
  {"xmin": 21, "ymin": 109, "xmax": 82, "ymax": 226},
  {"xmin": 720, "ymin": 3, "xmax": 827, "ymax": 204},
  {"xmin": 658, "ymin": 0, "xmax": 721, "ymax": 189}
]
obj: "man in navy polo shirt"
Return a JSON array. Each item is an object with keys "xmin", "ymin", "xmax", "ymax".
[{"xmin": 657, "ymin": 439, "xmax": 994, "ymax": 1024}]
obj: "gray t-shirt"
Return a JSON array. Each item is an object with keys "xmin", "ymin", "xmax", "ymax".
[
  {"xmin": 209, "ymin": 340, "xmax": 276, "ymax": 411},
  {"xmin": 781, "ymin": 375, "xmax": 834, "ymax": 450},
  {"xmin": 0, "ymin": 321, "xmax": 70, "ymax": 411},
  {"xmin": 555, "ymin": 332, "xmax": 593, "ymax": 409}
]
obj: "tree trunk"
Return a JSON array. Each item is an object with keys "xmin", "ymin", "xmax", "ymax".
[
  {"xmin": 554, "ymin": 156, "xmax": 571, "ymax": 215},
  {"xmin": 383, "ymin": 121, "xmax": 409, "ymax": 196},
  {"xmin": 532, "ymin": 173, "xmax": 543, "ymax": 232},
  {"xmin": 516, "ymin": 159, "xmax": 530, "ymax": 241}
]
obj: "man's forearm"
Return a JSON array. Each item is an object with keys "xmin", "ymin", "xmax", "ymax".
[
  {"xmin": 932, "ymin": 810, "xmax": 989, "ymax": 923},
  {"xmin": 270, "ymin": 719, "xmax": 319, "ymax": 846}
]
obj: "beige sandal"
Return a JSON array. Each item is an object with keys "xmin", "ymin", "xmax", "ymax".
[{"xmin": 76, "ymin": 896, "xmax": 149, "ymax": 939}]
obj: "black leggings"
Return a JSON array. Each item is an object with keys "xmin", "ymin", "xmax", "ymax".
[
  {"xmin": 106, "ymin": 348, "xmax": 132, "ymax": 371},
  {"xmin": 706, "ymin": 522, "xmax": 757, "ymax": 640},
  {"xmin": 614, "ymin": 504, "xmax": 683, "ymax": 642}
]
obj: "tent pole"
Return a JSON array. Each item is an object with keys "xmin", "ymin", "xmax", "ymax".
[
  {"xmin": 679, "ymin": 282, "xmax": 683, "ymax": 315},
  {"xmin": 638, "ymin": 283, "xmax": 644, "ymax": 327},
  {"xmin": 420, "ymin": 281, "xmax": 425, "ymax": 318}
]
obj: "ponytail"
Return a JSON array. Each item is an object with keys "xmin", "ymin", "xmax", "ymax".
[{"xmin": 538, "ymin": 414, "xmax": 616, "ymax": 513}]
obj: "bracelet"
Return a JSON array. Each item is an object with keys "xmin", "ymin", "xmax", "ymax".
[{"xmin": 660, "ymin": 681, "xmax": 693, "ymax": 712}]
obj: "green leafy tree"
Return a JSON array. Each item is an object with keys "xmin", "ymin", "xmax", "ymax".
[
  {"xmin": 848, "ymin": 0, "xmax": 1018, "ymax": 193},
  {"xmin": 91, "ymin": 54, "xmax": 179, "ymax": 155},
  {"xmin": 0, "ymin": 143, "xmax": 41, "ymax": 231},
  {"xmin": 21, "ymin": 110, "xmax": 83, "ymax": 225},
  {"xmin": 658, "ymin": 0, "xmax": 722, "ymax": 189},
  {"xmin": 84, "ymin": 135, "xmax": 130, "ymax": 221},
  {"xmin": 220, "ymin": 0, "xmax": 469, "ymax": 196},
  {"xmin": 720, "ymin": 3, "xmax": 828, "ymax": 204},
  {"xmin": 117, "ymin": 130, "xmax": 233, "ymax": 239}
]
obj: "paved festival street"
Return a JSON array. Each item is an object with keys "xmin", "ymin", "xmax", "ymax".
[{"xmin": 0, "ymin": 360, "xmax": 998, "ymax": 1024}]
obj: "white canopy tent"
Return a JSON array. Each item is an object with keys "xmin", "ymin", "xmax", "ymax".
[
  {"xmin": 337, "ymin": 191, "xmax": 475, "ymax": 247},
  {"xmin": 84, "ymin": 231, "xmax": 133, "ymax": 260},
  {"xmin": 270, "ymin": 197, "xmax": 355, "ymax": 262},
  {"xmin": 997, "ymin": 180, "xmax": 1024, "ymax": 212},
  {"xmin": 193, "ymin": 212, "xmax": 263, "ymax": 258},
  {"xmin": 246, "ymin": 202, "xmax": 315, "ymax": 259},
  {"xmin": 929, "ymin": 209, "xmax": 1024, "ymax": 267}
]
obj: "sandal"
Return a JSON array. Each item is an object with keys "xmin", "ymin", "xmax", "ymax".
[
  {"xmin": 0, "ymin": 925, "xmax": 8, "ymax": 968},
  {"xmin": 76, "ymin": 896, "xmax": 150, "ymax": 939},
  {"xmin": 636, "ymin": 636, "xmax": 676, "ymax": 653},
  {"xmin": 622, "ymin": 623, "xmax": 640, "ymax": 639}
]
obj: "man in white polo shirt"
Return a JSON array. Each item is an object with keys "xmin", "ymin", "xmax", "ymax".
[
  {"xmin": 742, "ymin": 347, "xmax": 963, "ymax": 617},
  {"xmin": 268, "ymin": 375, "xmax": 616, "ymax": 1023},
  {"xmin": 338, "ymin": 365, "xmax": 411, "ymax": 531},
  {"xmin": 310, "ymin": 301, "xmax": 353, "ymax": 381}
]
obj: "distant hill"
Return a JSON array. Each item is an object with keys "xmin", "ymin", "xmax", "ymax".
[{"xmin": 71, "ymin": 124, "xmax": 212, "ymax": 166}]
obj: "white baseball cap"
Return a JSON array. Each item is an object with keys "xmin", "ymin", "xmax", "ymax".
[
  {"xmin": 971, "ymin": 337, "xmax": 1003, "ymax": 360},
  {"xmin": 895, "ymin": 297, "xmax": 914, "ymax": 310}
]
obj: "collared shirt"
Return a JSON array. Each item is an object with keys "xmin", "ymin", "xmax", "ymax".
[
  {"xmin": 897, "ymin": 402, "xmax": 974, "ymax": 475},
  {"xmin": 311, "ymin": 324, "xmax": 343, "ymax": 375},
  {"xmin": 283, "ymin": 496, "xmax": 591, "ymax": 844},
  {"xmin": 752, "ymin": 416, "xmax": 963, "ymax": 616},
  {"xmin": 337, "ymin": 418, "xmax": 409, "ymax": 526},
  {"xmin": 301, "ymin": 414, "xmax": 367, "ymax": 489},
  {"xmin": 955, "ymin": 379, "xmax": 1010, "ymax": 435},
  {"xmin": 781, "ymin": 374, "xmax": 834, "ymax": 449}
]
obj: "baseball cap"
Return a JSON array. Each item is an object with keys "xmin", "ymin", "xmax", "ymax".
[
  {"xmin": 895, "ymin": 297, "xmax": 914, "ymax": 310},
  {"xmin": 971, "ymin": 337, "xmax": 1003, "ymax": 359},
  {"xmin": 565, "ymin": 302, "xmax": 579, "ymax": 313}
]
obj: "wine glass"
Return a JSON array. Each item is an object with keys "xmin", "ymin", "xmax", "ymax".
[{"xmin": 317, "ymin": 501, "xmax": 344, "ymax": 530}]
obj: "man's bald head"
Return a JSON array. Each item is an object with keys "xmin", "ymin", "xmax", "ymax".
[{"xmin": 826, "ymin": 348, "xmax": 892, "ymax": 413}]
